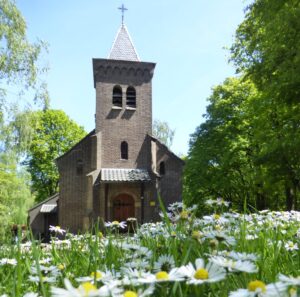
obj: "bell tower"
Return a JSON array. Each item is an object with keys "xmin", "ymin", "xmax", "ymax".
[{"xmin": 92, "ymin": 22, "xmax": 156, "ymax": 169}]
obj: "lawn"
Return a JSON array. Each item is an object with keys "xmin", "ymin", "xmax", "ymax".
[{"xmin": 0, "ymin": 199, "xmax": 299, "ymax": 297}]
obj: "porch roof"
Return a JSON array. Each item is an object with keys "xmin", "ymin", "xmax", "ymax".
[
  {"xmin": 40, "ymin": 204, "xmax": 57, "ymax": 213},
  {"xmin": 100, "ymin": 168, "xmax": 151, "ymax": 182}
]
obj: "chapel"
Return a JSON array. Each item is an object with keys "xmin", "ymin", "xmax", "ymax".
[{"xmin": 29, "ymin": 17, "xmax": 184, "ymax": 239}]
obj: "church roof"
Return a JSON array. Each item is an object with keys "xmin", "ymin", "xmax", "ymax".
[
  {"xmin": 108, "ymin": 25, "xmax": 140, "ymax": 62},
  {"xmin": 101, "ymin": 168, "xmax": 150, "ymax": 182}
]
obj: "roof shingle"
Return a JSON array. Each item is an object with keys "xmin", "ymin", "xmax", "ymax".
[
  {"xmin": 101, "ymin": 168, "xmax": 150, "ymax": 182},
  {"xmin": 108, "ymin": 25, "xmax": 140, "ymax": 62}
]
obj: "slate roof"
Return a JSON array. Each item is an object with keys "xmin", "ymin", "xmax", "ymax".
[
  {"xmin": 40, "ymin": 204, "xmax": 57, "ymax": 213},
  {"xmin": 101, "ymin": 168, "xmax": 150, "ymax": 182},
  {"xmin": 108, "ymin": 25, "xmax": 140, "ymax": 61},
  {"xmin": 28, "ymin": 193, "xmax": 59, "ymax": 212}
]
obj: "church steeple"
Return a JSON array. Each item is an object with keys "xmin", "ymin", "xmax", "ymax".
[{"xmin": 108, "ymin": 25, "xmax": 140, "ymax": 62}]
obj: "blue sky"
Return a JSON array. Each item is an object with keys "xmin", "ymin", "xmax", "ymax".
[{"xmin": 16, "ymin": 1, "xmax": 247, "ymax": 156}]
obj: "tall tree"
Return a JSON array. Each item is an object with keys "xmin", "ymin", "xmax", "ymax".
[
  {"xmin": 152, "ymin": 119, "xmax": 175, "ymax": 148},
  {"xmin": 0, "ymin": 0, "xmax": 48, "ymax": 106},
  {"xmin": 230, "ymin": 0, "xmax": 300, "ymax": 209},
  {"xmin": 24, "ymin": 110, "xmax": 86, "ymax": 202},
  {"xmin": 185, "ymin": 77, "xmax": 260, "ymax": 212}
]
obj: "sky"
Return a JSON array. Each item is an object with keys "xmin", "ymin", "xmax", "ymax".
[{"xmin": 16, "ymin": 1, "xmax": 247, "ymax": 156}]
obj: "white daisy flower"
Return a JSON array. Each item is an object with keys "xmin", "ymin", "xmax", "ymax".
[
  {"xmin": 52, "ymin": 279, "xmax": 122, "ymax": 297},
  {"xmin": 228, "ymin": 251, "xmax": 258, "ymax": 262},
  {"xmin": 49, "ymin": 225, "xmax": 66, "ymax": 235},
  {"xmin": 210, "ymin": 256, "xmax": 258, "ymax": 273},
  {"xmin": 0, "ymin": 258, "xmax": 17, "ymax": 266},
  {"xmin": 284, "ymin": 241, "xmax": 299, "ymax": 251},
  {"xmin": 29, "ymin": 275, "xmax": 57, "ymax": 283},
  {"xmin": 138, "ymin": 268, "xmax": 184, "ymax": 283},
  {"xmin": 153, "ymin": 254, "xmax": 175, "ymax": 272},
  {"xmin": 278, "ymin": 274, "xmax": 300, "ymax": 286},
  {"xmin": 119, "ymin": 286, "xmax": 154, "ymax": 297},
  {"xmin": 105, "ymin": 221, "xmax": 127, "ymax": 229},
  {"xmin": 179, "ymin": 258, "xmax": 226, "ymax": 285},
  {"xmin": 229, "ymin": 280, "xmax": 287, "ymax": 297},
  {"xmin": 76, "ymin": 270, "xmax": 113, "ymax": 283}
]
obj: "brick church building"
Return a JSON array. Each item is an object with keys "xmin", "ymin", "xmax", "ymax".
[{"xmin": 29, "ymin": 22, "xmax": 184, "ymax": 238}]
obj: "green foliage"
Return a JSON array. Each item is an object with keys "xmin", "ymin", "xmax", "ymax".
[
  {"xmin": 230, "ymin": 0, "xmax": 300, "ymax": 104},
  {"xmin": 185, "ymin": 0, "xmax": 300, "ymax": 211},
  {"xmin": 25, "ymin": 109, "xmax": 86, "ymax": 203},
  {"xmin": 0, "ymin": 0, "xmax": 48, "ymax": 106},
  {"xmin": 0, "ymin": 151, "xmax": 33, "ymax": 240},
  {"xmin": 152, "ymin": 119, "xmax": 175, "ymax": 148},
  {"xmin": 185, "ymin": 77, "xmax": 261, "ymax": 212}
]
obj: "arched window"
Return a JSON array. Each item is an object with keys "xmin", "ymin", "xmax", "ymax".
[
  {"xmin": 112, "ymin": 85, "xmax": 122, "ymax": 107},
  {"xmin": 126, "ymin": 86, "xmax": 136, "ymax": 108},
  {"xmin": 121, "ymin": 141, "xmax": 128, "ymax": 160},
  {"xmin": 76, "ymin": 159, "xmax": 84, "ymax": 175},
  {"xmin": 159, "ymin": 161, "xmax": 165, "ymax": 175}
]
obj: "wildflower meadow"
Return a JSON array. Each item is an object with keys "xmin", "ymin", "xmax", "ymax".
[{"xmin": 0, "ymin": 199, "xmax": 299, "ymax": 297}]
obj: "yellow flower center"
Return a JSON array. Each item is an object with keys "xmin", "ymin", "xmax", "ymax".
[
  {"xmin": 124, "ymin": 291, "xmax": 138, "ymax": 297},
  {"xmin": 112, "ymin": 221, "xmax": 119, "ymax": 225},
  {"xmin": 98, "ymin": 232, "xmax": 103, "ymax": 238},
  {"xmin": 90, "ymin": 271, "xmax": 102, "ymax": 279},
  {"xmin": 248, "ymin": 280, "xmax": 266, "ymax": 292},
  {"xmin": 156, "ymin": 271, "xmax": 169, "ymax": 280},
  {"xmin": 213, "ymin": 214, "xmax": 220, "ymax": 220},
  {"xmin": 80, "ymin": 282, "xmax": 97, "ymax": 296},
  {"xmin": 180, "ymin": 210, "xmax": 189, "ymax": 219},
  {"xmin": 57, "ymin": 264, "xmax": 65, "ymax": 270},
  {"xmin": 192, "ymin": 230, "xmax": 202, "ymax": 239},
  {"xmin": 194, "ymin": 268, "xmax": 209, "ymax": 280}
]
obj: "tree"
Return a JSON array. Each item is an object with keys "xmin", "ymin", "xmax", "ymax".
[
  {"xmin": 0, "ymin": 151, "xmax": 33, "ymax": 239},
  {"xmin": 25, "ymin": 110, "xmax": 86, "ymax": 202},
  {"xmin": 0, "ymin": 0, "xmax": 48, "ymax": 106},
  {"xmin": 152, "ymin": 119, "xmax": 175, "ymax": 148},
  {"xmin": 230, "ymin": 0, "xmax": 300, "ymax": 209},
  {"xmin": 184, "ymin": 77, "xmax": 264, "ymax": 212}
]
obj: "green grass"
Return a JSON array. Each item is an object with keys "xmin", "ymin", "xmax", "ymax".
[{"xmin": 0, "ymin": 202, "xmax": 299, "ymax": 296}]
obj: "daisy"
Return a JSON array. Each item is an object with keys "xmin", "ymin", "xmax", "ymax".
[
  {"xmin": 49, "ymin": 225, "xmax": 66, "ymax": 235},
  {"xmin": 137, "ymin": 268, "xmax": 184, "ymax": 283},
  {"xmin": 121, "ymin": 286, "xmax": 154, "ymax": 297},
  {"xmin": 278, "ymin": 274, "xmax": 300, "ymax": 286},
  {"xmin": 153, "ymin": 254, "xmax": 175, "ymax": 272},
  {"xmin": 0, "ymin": 258, "xmax": 17, "ymax": 266},
  {"xmin": 229, "ymin": 280, "xmax": 287, "ymax": 297},
  {"xmin": 179, "ymin": 258, "xmax": 226, "ymax": 285},
  {"xmin": 29, "ymin": 275, "xmax": 57, "ymax": 284},
  {"xmin": 284, "ymin": 241, "xmax": 299, "ymax": 251},
  {"xmin": 105, "ymin": 221, "xmax": 127, "ymax": 229},
  {"xmin": 76, "ymin": 270, "xmax": 113, "ymax": 283},
  {"xmin": 52, "ymin": 278, "xmax": 122, "ymax": 297},
  {"xmin": 210, "ymin": 256, "xmax": 258, "ymax": 273}
]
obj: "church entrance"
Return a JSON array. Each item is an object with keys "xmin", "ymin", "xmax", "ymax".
[{"xmin": 112, "ymin": 194, "xmax": 135, "ymax": 222}]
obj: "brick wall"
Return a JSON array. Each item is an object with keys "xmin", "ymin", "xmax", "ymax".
[{"xmin": 93, "ymin": 59, "xmax": 155, "ymax": 170}]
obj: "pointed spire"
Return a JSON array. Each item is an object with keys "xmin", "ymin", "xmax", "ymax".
[{"xmin": 108, "ymin": 25, "xmax": 140, "ymax": 62}]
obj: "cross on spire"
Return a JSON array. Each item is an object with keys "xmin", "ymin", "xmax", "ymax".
[{"xmin": 118, "ymin": 4, "xmax": 128, "ymax": 25}]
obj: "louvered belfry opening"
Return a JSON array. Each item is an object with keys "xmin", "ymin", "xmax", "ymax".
[
  {"xmin": 121, "ymin": 141, "xmax": 128, "ymax": 159},
  {"xmin": 126, "ymin": 86, "xmax": 136, "ymax": 108},
  {"xmin": 112, "ymin": 85, "xmax": 122, "ymax": 107}
]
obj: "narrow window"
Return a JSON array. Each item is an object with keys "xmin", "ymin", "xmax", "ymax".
[
  {"xmin": 112, "ymin": 85, "xmax": 122, "ymax": 107},
  {"xmin": 121, "ymin": 141, "xmax": 128, "ymax": 160},
  {"xmin": 76, "ymin": 159, "xmax": 84, "ymax": 175},
  {"xmin": 126, "ymin": 86, "xmax": 136, "ymax": 108},
  {"xmin": 159, "ymin": 161, "xmax": 165, "ymax": 175}
]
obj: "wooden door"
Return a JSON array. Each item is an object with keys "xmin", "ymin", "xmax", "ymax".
[{"xmin": 113, "ymin": 194, "xmax": 135, "ymax": 222}]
